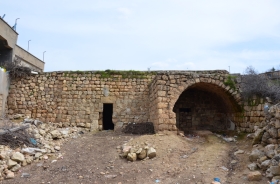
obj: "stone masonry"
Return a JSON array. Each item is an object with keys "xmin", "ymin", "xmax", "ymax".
[
  {"xmin": 7, "ymin": 71, "xmax": 154, "ymax": 131},
  {"xmin": 6, "ymin": 70, "xmax": 266, "ymax": 132}
]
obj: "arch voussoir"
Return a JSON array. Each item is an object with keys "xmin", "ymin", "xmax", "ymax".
[{"xmin": 149, "ymin": 71, "xmax": 242, "ymax": 132}]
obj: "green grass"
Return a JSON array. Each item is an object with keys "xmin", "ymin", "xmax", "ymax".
[
  {"xmin": 95, "ymin": 70, "xmax": 155, "ymax": 78},
  {"xmin": 224, "ymin": 75, "xmax": 237, "ymax": 90}
]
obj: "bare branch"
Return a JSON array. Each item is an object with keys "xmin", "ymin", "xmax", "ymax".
[
  {"xmin": 241, "ymin": 66, "xmax": 280, "ymax": 102},
  {"xmin": 0, "ymin": 57, "xmax": 31, "ymax": 79}
]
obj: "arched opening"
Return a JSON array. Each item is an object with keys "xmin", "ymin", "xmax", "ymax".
[{"xmin": 172, "ymin": 83, "xmax": 241, "ymax": 133}]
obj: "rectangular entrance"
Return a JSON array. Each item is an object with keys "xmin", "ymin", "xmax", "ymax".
[
  {"xmin": 102, "ymin": 103, "xmax": 114, "ymax": 130},
  {"xmin": 178, "ymin": 108, "xmax": 192, "ymax": 131}
]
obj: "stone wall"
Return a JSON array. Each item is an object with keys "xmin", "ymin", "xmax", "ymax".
[
  {"xmin": 149, "ymin": 71, "xmax": 244, "ymax": 132},
  {"xmin": 6, "ymin": 70, "xmax": 267, "ymax": 133},
  {"xmin": 246, "ymin": 103, "xmax": 280, "ymax": 180},
  {"xmin": 7, "ymin": 71, "xmax": 154, "ymax": 130},
  {"xmin": 238, "ymin": 97, "xmax": 266, "ymax": 132},
  {"xmin": 173, "ymin": 88, "xmax": 232, "ymax": 132}
]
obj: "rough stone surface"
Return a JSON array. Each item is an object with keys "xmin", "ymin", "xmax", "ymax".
[
  {"xmin": 249, "ymin": 149, "xmax": 265, "ymax": 162},
  {"xmin": 253, "ymin": 129, "xmax": 264, "ymax": 145},
  {"xmin": 10, "ymin": 164, "xmax": 21, "ymax": 172},
  {"xmin": 5, "ymin": 171, "xmax": 14, "ymax": 179},
  {"xmin": 50, "ymin": 130, "xmax": 61, "ymax": 139},
  {"xmin": 7, "ymin": 159, "xmax": 17, "ymax": 169},
  {"xmin": 247, "ymin": 171, "xmax": 262, "ymax": 181},
  {"xmin": 147, "ymin": 147, "xmax": 156, "ymax": 159},
  {"xmin": 261, "ymin": 160, "xmax": 271, "ymax": 170},
  {"xmin": 11, "ymin": 152, "xmax": 25, "ymax": 162},
  {"xmin": 265, "ymin": 149, "xmax": 276, "ymax": 159},
  {"xmin": 247, "ymin": 163, "xmax": 258, "ymax": 171},
  {"xmin": 122, "ymin": 146, "xmax": 131, "ymax": 157},
  {"xmin": 270, "ymin": 166, "xmax": 280, "ymax": 175},
  {"xmin": 127, "ymin": 153, "xmax": 137, "ymax": 162},
  {"xmin": 136, "ymin": 148, "xmax": 147, "ymax": 160},
  {"xmin": 234, "ymin": 150, "xmax": 245, "ymax": 155},
  {"xmin": 6, "ymin": 71, "xmax": 261, "ymax": 133}
]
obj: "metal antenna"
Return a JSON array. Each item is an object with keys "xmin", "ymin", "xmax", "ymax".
[
  {"xmin": 43, "ymin": 51, "xmax": 46, "ymax": 61},
  {"xmin": 28, "ymin": 40, "xmax": 31, "ymax": 51}
]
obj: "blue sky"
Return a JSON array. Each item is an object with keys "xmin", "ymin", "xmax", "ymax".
[{"xmin": 1, "ymin": 0, "xmax": 280, "ymax": 73}]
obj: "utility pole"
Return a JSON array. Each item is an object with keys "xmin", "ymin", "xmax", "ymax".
[
  {"xmin": 13, "ymin": 18, "xmax": 20, "ymax": 31},
  {"xmin": 43, "ymin": 51, "xmax": 46, "ymax": 62},
  {"xmin": 28, "ymin": 40, "xmax": 31, "ymax": 51}
]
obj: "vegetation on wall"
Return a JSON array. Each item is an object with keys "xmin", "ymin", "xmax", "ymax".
[
  {"xmin": 246, "ymin": 96, "xmax": 262, "ymax": 107},
  {"xmin": 94, "ymin": 70, "xmax": 156, "ymax": 78},
  {"xmin": 224, "ymin": 75, "xmax": 237, "ymax": 90},
  {"xmin": 0, "ymin": 58, "xmax": 31, "ymax": 79},
  {"xmin": 62, "ymin": 70, "xmax": 155, "ymax": 79}
]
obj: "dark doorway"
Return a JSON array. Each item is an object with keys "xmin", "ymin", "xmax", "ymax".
[
  {"xmin": 178, "ymin": 108, "xmax": 192, "ymax": 129},
  {"xmin": 103, "ymin": 103, "xmax": 114, "ymax": 130},
  {"xmin": 173, "ymin": 83, "xmax": 241, "ymax": 133}
]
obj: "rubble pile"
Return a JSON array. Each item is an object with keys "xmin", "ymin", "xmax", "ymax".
[
  {"xmin": 0, "ymin": 115, "xmax": 86, "ymax": 180},
  {"xmin": 122, "ymin": 122, "xmax": 155, "ymax": 135},
  {"xmin": 247, "ymin": 103, "xmax": 280, "ymax": 181},
  {"xmin": 118, "ymin": 142, "xmax": 157, "ymax": 162}
]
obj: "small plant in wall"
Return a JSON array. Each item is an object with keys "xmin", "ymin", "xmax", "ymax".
[
  {"xmin": 95, "ymin": 70, "xmax": 155, "ymax": 79},
  {"xmin": 224, "ymin": 75, "xmax": 237, "ymax": 90}
]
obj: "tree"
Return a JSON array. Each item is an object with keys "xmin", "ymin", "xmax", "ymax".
[{"xmin": 240, "ymin": 66, "xmax": 280, "ymax": 102}]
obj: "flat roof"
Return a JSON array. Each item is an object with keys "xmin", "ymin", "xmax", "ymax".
[
  {"xmin": 0, "ymin": 18, "xmax": 18, "ymax": 35},
  {"xmin": 16, "ymin": 44, "xmax": 45, "ymax": 64}
]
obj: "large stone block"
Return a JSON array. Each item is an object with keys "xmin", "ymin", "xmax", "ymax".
[
  {"xmin": 157, "ymin": 91, "xmax": 166, "ymax": 97},
  {"xmin": 270, "ymin": 166, "xmax": 280, "ymax": 175}
]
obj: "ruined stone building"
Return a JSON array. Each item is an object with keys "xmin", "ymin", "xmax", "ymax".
[
  {"xmin": 6, "ymin": 70, "xmax": 265, "ymax": 133},
  {"xmin": 0, "ymin": 17, "xmax": 44, "ymax": 72},
  {"xmin": 0, "ymin": 17, "xmax": 45, "ymax": 117}
]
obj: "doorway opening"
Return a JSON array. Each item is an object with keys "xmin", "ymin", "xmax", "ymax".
[
  {"xmin": 103, "ymin": 103, "xmax": 114, "ymax": 130},
  {"xmin": 178, "ymin": 108, "xmax": 192, "ymax": 130},
  {"xmin": 173, "ymin": 83, "xmax": 241, "ymax": 133}
]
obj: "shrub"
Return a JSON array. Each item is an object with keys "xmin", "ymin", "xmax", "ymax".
[{"xmin": 240, "ymin": 66, "xmax": 280, "ymax": 102}]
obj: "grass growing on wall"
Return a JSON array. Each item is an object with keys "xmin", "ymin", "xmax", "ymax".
[
  {"xmin": 61, "ymin": 70, "xmax": 156, "ymax": 79},
  {"xmin": 224, "ymin": 75, "xmax": 237, "ymax": 90},
  {"xmin": 246, "ymin": 96, "xmax": 262, "ymax": 107},
  {"xmin": 95, "ymin": 70, "xmax": 156, "ymax": 79}
]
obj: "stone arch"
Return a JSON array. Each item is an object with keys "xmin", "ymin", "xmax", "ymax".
[
  {"xmin": 151, "ymin": 72, "xmax": 243, "ymax": 132},
  {"xmin": 168, "ymin": 79, "xmax": 242, "ymax": 132}
]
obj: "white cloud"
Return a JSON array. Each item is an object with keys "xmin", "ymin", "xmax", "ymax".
[
  {"xmin": 175, "ymin": 62, "xmax": 195, "ymax": 70},
  {"xmin": 2, "ymin": 0, "xmax": 280, "ymax": 72},
  {"xmin": 118, "ymin": 7, "xmax": 131, "ymax": 15},
  {"xmin": 117, "ymin": 7, "xmax": 132, "ymax": 19},
  {"xmin": 151, "ymin": 58, "xmax": 177, "ymax": 69}
]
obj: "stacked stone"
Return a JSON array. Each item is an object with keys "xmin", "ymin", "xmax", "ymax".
[
  {"xmin": 238, "ymin": 97, "xmax": 266, "ymax": 133},
  {"xmin": 118, "ymin": 144, "xmax": 156, "ymax": 162},
  {"xmin": 0, "ymin": 116, "xmax": 84, "ymax": 180},
  {"xmin": 149, "ymin": 71, "xmax": 242, "ymax": 132},
  {"xmin": 248, "ymin": 103, "xmax": 280, "ymax": 181},
  {"xmin": 6, "ymin": 70, "xmax": 266, "ymax": 132},
  {"xmin": 7, "ymin": 72, "xmax": 154, "ymax": 131}
]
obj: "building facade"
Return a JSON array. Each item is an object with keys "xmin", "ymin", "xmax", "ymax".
[{"xmin": 0, "ymin": 17, "xmax": 45, "ymax": 72}]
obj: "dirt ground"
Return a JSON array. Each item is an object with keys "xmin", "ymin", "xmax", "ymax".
[{"xmin": 1, "ymin": 130, "xmax": 269, "ymax": 184}]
